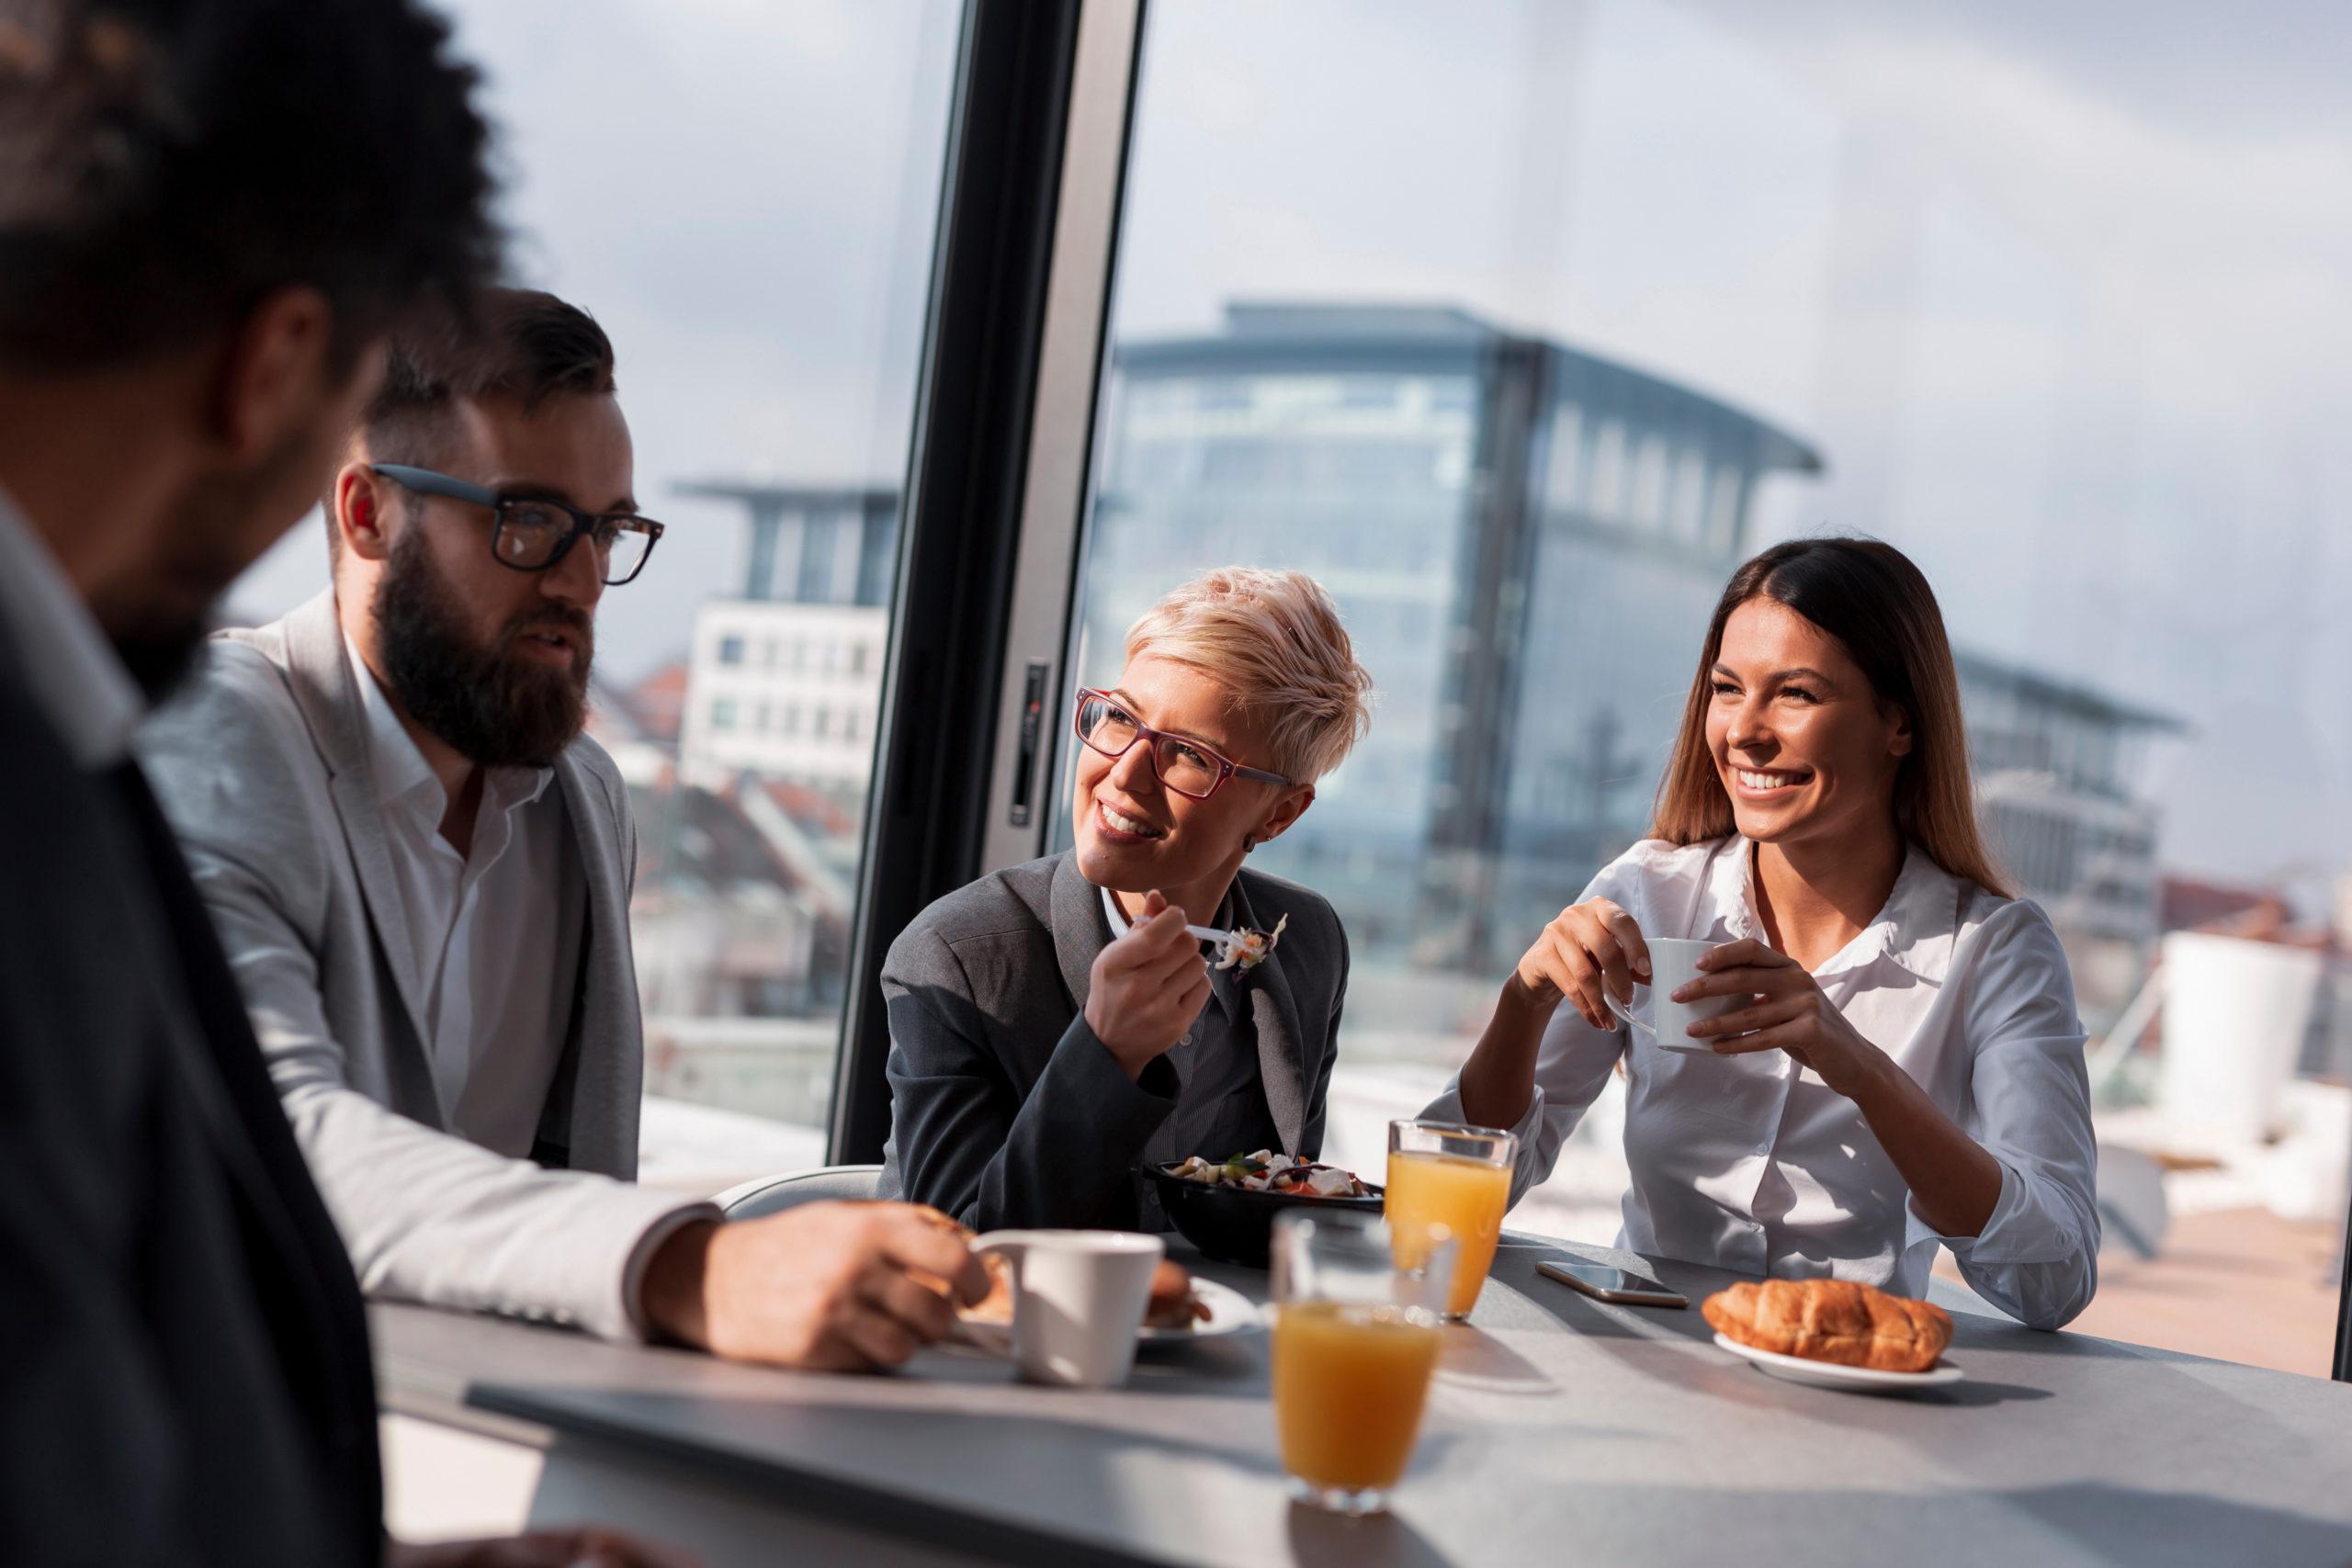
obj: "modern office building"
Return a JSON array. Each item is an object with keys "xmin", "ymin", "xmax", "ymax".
[
  {"xmin": 675, "ymin": 482, "xmax": 898, "ymax": 793},
  {"xmin": 1957, "ymin": 650, "xmax": 2181, "ymax": 1015},
  {"xmin": 1068, "ymin": 303, "xmax": 1823, "ymax": 972}
]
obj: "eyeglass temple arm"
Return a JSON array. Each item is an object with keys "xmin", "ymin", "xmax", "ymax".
[{"xmin": 368, "ymin": 463, "xmax": 501, "ymax": 508}]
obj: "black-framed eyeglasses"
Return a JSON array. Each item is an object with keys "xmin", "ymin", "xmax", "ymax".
[
  {"xmin": 368, "ymin": 463, "xmax": 665, "ymax": 585},
  {"xmin": 1072, "ymin": 688, "xmax": 1294, "ymax": 800}
]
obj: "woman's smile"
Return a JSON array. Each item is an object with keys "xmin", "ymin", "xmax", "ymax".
[
  {"xmin": 1731, "ymin": 765, "xmax": 1812, "ymax": 799},
  {"xmin": 1092, "ymin": 797, "xmax": 1166, "ymax": 842}
]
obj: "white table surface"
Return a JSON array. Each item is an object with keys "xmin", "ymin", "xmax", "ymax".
[{"xmin": 372, "ymin": 1233, "xmax": 2352, "ymax": 1568}]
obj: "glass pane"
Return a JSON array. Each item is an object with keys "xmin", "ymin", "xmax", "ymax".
[
  {"xmin": 226, "ymin": 0, "xmax": 961, "ymax": 1191},
  {"xmin": 1067, "ymin": 0, "xmax": 2349, "ymax": 1372}
]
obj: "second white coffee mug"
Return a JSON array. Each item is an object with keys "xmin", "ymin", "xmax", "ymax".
[
  {"xmin": 1605, "ymin": 936, "xmax": 1744, "ymax": 1055},
  {"xmin": 967, "ymin": 1229, "xmax": 1163, "ymax": 1388}
]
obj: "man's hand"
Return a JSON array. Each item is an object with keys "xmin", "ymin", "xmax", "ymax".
[
  {"xmin": 1084, "ymin": 890, "xmax": 1211, "ymax": 1079},
  {"xmin": 387, "ymin": 1526, "xmax": 698, "ymax": 1567},
  {"xmin": 639, "ymin": 1201, "xmax": 989, "ymax": 1371}
]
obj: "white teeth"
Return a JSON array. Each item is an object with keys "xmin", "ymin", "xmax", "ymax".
[
  {"xmin": 1102, "ymin": 805, "xmax": 1159, "ymax": 838},
  {"xmin": 1737, "ymin": 769, "xmax": 1800, "ymax": 791}
]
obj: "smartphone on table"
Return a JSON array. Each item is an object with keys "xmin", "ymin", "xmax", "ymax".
[{"xmin": 1536, "ymin": 1256, "xmax": 1688, "ymax": 1308}]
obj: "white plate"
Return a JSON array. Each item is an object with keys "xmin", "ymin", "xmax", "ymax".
[
  {"xmin": 1712, "ymin": 1332, "xmax": 1964, "ymax": 1391},
  {"xmin": 1140, "ymin": 1277, "xmax": 1264, "ymax": 1342},
  {"xmin": 956, "ymin": 1278, "xmax": 1265, "ymax": 1356}
]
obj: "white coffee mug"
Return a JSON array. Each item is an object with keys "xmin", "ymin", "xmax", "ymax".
[
  {"xmin": 1605, "ymin": 937, "xmax": 1744, "ymax": 1055},
  {"xmin": 967, "ymin": 1229, "xmax": 1163, "ymax": 1388}
]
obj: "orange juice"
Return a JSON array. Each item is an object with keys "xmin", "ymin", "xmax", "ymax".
[
  {"xmin": 1272, "ymin": 1302, "xmax": 1442, "ymax": 1491},
  {"xmin": 1385, "ymin": 1148, "xmax": 1511, "ymax": 1316}
]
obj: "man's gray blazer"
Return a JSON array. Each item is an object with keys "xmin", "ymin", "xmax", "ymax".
[
  {"xmin": 138, "ymin": 590, "xmax": 702, "ymax": 1340},
  {"xmin": 877, "ymin": 851, "xmax": 1349, "ymax": 1231}
]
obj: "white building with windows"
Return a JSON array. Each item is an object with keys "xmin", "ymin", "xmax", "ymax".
[
  {"xmin": 679, "ymin": 600, "xmax": 888, "ymax": 789},
  {"xmin": 674, "ymin": 482, "xmax": 898, "ymax": 792}
]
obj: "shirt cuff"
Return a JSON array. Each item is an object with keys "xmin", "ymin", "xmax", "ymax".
[
  {"xmin": 1905, "ymin": 1158, "xmax": 2030, "ymax": 1261},
  {"xmin": 620, "ymin": 1198, "xmax": 725, "ymax": 1343}
]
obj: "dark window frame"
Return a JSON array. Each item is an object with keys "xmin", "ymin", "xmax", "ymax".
[{"xmin": 830, "ymin": 0, "xmax": 1142, "ymax": 1163}]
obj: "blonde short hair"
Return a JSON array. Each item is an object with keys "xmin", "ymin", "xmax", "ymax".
[{"xmin": 1123, "ymin": 568, "xmax": 1374, "ymax": 784}]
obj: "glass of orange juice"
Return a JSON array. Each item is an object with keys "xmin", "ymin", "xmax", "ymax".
[
  {"xmin": 1385, "ymin": 1118, "xmax": 1518, "ymax": 1318},
  {"xmin": 1269, "ymin": 1210, "xmax": 1454, "ymax": 1516}
]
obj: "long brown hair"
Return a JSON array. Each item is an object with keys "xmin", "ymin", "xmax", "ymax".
[{"xmin": 1649, "ymin": 537, "xmax": 2012, "ymax": 897}]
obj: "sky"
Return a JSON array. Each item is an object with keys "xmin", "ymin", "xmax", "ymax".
[
  {"xmin": 226, "ymin": 0, "xmax": 2352, "ymax": 905},
  {"xmin": 227, "ymin": 0, "xmax": 960, "ymax": 687}
]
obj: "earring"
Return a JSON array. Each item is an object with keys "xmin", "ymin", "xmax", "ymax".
[{"xmin": 1242, "ymin": 832, "xmax": 1258, "ymax": 853}]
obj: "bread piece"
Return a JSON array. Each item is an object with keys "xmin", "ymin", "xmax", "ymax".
[
  {"xmin": 1143, "ymin": 1258, "xmax": 1207, "ymax": 1330},
  {"xmin": 1702, "ymin": 1278, "xmax": 1952, "ymax": 1373}
]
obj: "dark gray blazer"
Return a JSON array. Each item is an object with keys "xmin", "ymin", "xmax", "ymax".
[
  {"xmin": 877, "ymin": 851, "xmax": 1349, "ymax": 1231},
  {"xmin": 0, "ymin": 636, "xmax": 378, "ymax": 1564}
]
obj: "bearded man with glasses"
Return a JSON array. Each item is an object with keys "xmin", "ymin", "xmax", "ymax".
[{"xmin": 140, "ymin": 288, "xmax": 985, "ymax": 1372}]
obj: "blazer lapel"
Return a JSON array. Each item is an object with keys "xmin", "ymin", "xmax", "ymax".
[
  {"xmin": 1048, "ymin": 851, "xmax": 1110, "ymax": 1015},
  {"xmin": 277, "ymin": 591, "xmax": 435, "ymax": 1061},
  {"xmin": 1229, "ymin": 874, "xmax": 1308, "ymax": 1156},
  {"xmin": 544, "ymin": 750, "xmax": 638, "ymax": 1177}
]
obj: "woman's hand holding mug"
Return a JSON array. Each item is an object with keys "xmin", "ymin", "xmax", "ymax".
[
  {"xmin": 1672, "ymin": 939, "xmax": 1891, "ymax": 1100},
  {"xmin": 1510, "ymin": 898, "xmax": 1653, "ymax": 1029}
]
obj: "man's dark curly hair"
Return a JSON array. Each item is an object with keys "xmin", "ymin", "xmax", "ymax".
[{"xmin": 0, "ymin": 0, "xmax": 500, "ymax": 372}]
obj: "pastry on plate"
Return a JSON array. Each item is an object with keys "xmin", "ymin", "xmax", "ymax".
[
  {"xmin": 1702, "ymin": 1278, "xmax": 1952, "ymax": 1373},
  {"xmin": 1143, "ymin": 1258, "xmax": 1208, "ymax": 1331}
]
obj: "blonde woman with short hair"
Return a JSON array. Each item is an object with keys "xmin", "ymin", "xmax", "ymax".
[
  {"xmin": 879, "ymin": 568, "xmax": 1375, "ymax": 1231},
  {"xmin": 1433, "ymin": 537, "xmax": 2100, "ymax": 1329}
]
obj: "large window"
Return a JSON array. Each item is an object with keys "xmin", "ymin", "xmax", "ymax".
[
  {"xmin": 227, "ymin": 0, "xmax": 962, "ymax": 1190},
  {"xmin": 1058, "ymin": 0, "xmax": 2352, "ymax": 1373},
  {"xmin": 221, "ymin": 0, "xmax": 2351, "ymax": 1376}
]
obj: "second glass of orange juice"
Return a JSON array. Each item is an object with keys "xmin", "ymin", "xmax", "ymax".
[
  {"xmin": 1385, "ymin": 1118, "xmax": 1518, "ymax": 1318},
  {"xmin": 1270, "ymin": 1209, "xmax": 1454, "ymax": 1516}
]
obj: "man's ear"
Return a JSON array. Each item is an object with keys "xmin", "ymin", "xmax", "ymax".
[
  {"xmin": 333, "ymin": 461, "xmax": 399, "ymax": 564},
  {"xmin": 209, "ymin": 285, "xmax": 338, "ymax": 461},
  {"xmin": 1250, "ymin": 784, "xmax": 1317, "ymax": 847}
]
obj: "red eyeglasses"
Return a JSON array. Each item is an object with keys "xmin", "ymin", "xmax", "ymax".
[{"xmin": 1072, "ymin": 689, "xmax": 1294, "ymax": 800}]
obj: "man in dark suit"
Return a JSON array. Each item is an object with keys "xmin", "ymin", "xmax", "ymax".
[{"xmin": 0, "ymin": 2, "xmax": 679, "ymax": 1562}]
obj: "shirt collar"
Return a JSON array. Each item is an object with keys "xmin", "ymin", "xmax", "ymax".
[
  {"xmin": 344, "ymin": 633, "xmax": 553, "ymax": 821},
  {"xmin": 1720, "ymin": 834, "xmax": 1964, "ymax": 984},
  {"xmin": 1101, "ymin": 884, "xmax": 1244, "ymax": 1022},
  {"xmin": 0, "ymin": 484, "xmax": 146, "ymax": 769},
  {"xmin": 1099, "ymin": 883, "xmax": 1238, "ymax": 940}
]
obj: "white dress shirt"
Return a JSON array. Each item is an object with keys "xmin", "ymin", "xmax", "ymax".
[
  {"xmin": 1425, "ymin": 835, "xmax": 2100, "ymax": 1328},
  {"xmin": 0, "ymin": 486, "xmax": 144, "ymax": 768},
  {"xmin": 346, "ymin": 637, "xmax": 580, "ymax": 1157}
]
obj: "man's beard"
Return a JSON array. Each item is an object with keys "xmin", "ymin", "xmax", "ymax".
[
  {"xmin": 372, "ymin": 526, "xmax": 593, "ymax": 768},
  {"xmin": 95, "ymin": 436, "xmax": 322, "ymax": 705}
]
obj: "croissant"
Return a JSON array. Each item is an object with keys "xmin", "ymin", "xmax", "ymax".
[{"xmin": 1702, "ymin": 1278, "xmax": 1952, "ymax": 1373}]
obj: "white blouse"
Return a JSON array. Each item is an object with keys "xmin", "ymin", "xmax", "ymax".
[{"xmin": 1425, "ymin": 836, "xmax": 2099, "ymax": 1328}]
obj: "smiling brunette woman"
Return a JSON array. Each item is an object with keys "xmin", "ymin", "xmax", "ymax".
[
  {"xmin": 1433, "ymin": 538, "xmax": 2099, "ymax": 1328},
  {"xmin": 878, "ymin": 569, "xmax": 1374, "ymax": 1231}
]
